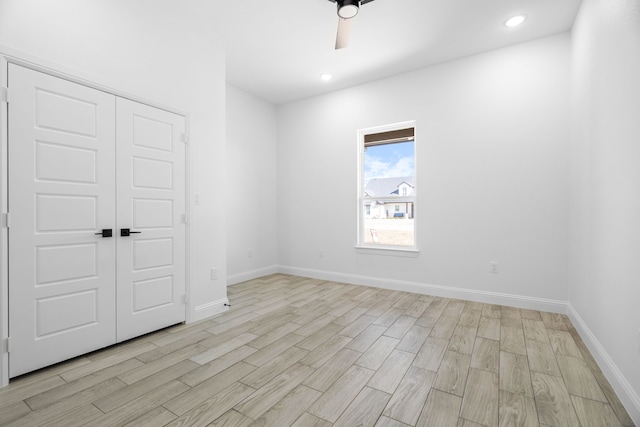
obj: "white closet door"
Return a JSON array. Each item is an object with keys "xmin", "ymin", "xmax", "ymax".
[
  {"xmin": 8, "ymin": 64, "xmax": 117, "ymax": 377},
  {"xmin": 115, "ymin": 98, "xmax": 186, "ymax": 342}
]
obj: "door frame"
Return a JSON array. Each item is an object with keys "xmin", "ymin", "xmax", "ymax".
[{"xmin": 0, "ymin": 50, "xmax": 192, "ymax": 387}]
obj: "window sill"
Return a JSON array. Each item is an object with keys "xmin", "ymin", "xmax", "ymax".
[{"xmin": 355, "ymin": 246, "xmax": 420, "ymax": 258}]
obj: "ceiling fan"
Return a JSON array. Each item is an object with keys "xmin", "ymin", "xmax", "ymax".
[{"xmin": 327, "ymin": 0, "xmax": 376, "ymax": 49}]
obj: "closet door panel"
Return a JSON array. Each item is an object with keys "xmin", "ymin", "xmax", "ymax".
[
  {"xmin": 115, "ymin": 98, "xmax": 186, "ymax": 342},
  {"xmin": 8, "ymin": 64, "xmax": 117, "ymax": 377}
]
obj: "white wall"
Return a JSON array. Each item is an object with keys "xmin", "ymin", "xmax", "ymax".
[
  {"xmin": 226, "ymin": 84, "xmax": 278, "ymax": 283},
  {"xmin": 277, "ymin": 33, "xmax": 571, "ymax": 306},
  {"xmin": 569, "ymin": 0, "xmax": 640, "ymax": 422},
  {"xmin": 0, "ymin": 0, "xmax": 227, "ymax": 347}
]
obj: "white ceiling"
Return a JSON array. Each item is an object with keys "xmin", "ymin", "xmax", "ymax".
[{"xmin": 219, "ymin": 0, "xmax": 582, "ymax": 105}]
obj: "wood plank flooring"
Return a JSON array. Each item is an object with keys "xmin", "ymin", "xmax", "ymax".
[{"xmin": 0, "ymin": 274, "xmax": 635, "ymax": 427}]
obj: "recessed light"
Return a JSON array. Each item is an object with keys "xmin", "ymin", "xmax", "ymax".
[
  {"xmin": 505, "ymin": 15, "xmax": 526, "ymax": 27},
  {"xmin": 320, "ymin": 73, "xmax": 333, "ymax": 81}
]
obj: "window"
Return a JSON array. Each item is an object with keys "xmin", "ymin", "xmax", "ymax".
[{"xmin": 358, "ymin": 122, "xmax": 416, "ymax": 249}]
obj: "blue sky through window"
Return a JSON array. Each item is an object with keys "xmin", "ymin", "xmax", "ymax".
[{"xmin": 364, "ymin": 141, "xmax": 414, "ymax": 180}]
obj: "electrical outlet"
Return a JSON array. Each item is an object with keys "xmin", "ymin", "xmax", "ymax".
[
  {"xmin": 248, "ymin": 249, "xmax": 253, "ymax": 258},
  {"xmin": 490, "ymin": 262, "xmax": 499, "ymax": 273},
  {"xmin": 210, "ymin": 268, "xmax": 218, "ymax": 280},
  {"xmin": 319, "ymin": 249, "xmax": 324, "ymax": 258},
  {"xmin": 194, "ymin": 194, "xmax": 200, "ymax": 205}
]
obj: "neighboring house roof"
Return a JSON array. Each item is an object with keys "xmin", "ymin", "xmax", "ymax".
[{"xmin": 364, "ymin": 177, "xmax": 414, "ymax": 197}]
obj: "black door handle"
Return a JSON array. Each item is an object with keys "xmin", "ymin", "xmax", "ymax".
[
  {"xmin": 120, "ymin": 228, "xmax": 142, "ymax": 237},
  {"xmin": 95, "ymin": 229, "xmax": 113, "ymax": 237}
]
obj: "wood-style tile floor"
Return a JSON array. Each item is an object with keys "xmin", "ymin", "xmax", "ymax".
[{"xmin": 0, "ymin": 274, "xmax": 635, "ymax": 427}]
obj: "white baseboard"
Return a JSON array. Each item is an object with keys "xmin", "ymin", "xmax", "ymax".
[
  {"xmin": 228, "ymin": 265, "xmax": 279, "ymax": 286},
  {"xmin": 190, "ymin": 298, "xmax": 229, "ymax": 323},
  {"xmin": 277, "ymin": 265, "xmax": 567, "ymax": 314},
  {"xmin": 568, "ymin": 304, "xmax": 640, "ymax": 425}
]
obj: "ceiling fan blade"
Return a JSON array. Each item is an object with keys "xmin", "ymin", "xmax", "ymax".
[{"xmin": 335, "ymin": 17, "xmax": 353, "ymax": 50}]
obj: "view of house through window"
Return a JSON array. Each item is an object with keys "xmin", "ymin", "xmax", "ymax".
[{"xmin": 359, "ymin": 124, "xmax": 415, "ymax": 248}]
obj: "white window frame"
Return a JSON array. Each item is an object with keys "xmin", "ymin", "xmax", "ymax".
[{"xmin": 356, "ymin": 120, "xmax": 418, "ymax": 256}]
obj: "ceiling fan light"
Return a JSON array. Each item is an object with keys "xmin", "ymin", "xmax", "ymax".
[{"xmin": 338, "ymin": 0, "xmax": 359, "ymax": 19}]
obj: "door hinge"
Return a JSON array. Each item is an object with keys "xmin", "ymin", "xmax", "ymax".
[
  {"xmin": 2, "ymin": 213, "xmax": 10, "ymax": 228},
  {"xmin": 181, "ymin": 133, "xmax": 188, "ymax": 144},
  {"xmin": 182, "ymin": 294, "xmax": 188, "ymax": 305},
  {"xmin": 1, "ymin": 86, "xmax": 8, "ymax": 103},
  {"xmin": 5, "ymin": 337, "xmax": 11, "ymax": 353},
  {"xmin": 182, "ymin": 213, "xmax": 188, "ymax": 224}
]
